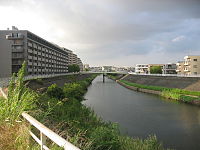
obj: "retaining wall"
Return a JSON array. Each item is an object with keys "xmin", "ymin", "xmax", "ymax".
[{"xmin": 123, "ymin": 74, "xmax": 200, "ymax": 91}]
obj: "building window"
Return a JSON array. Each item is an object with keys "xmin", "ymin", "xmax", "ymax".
[
  {"xmin": 194, "ymin": 72, "xmax": 197, "ymax": 75},
  {"xmin": 193, "ymin": 59, "xmax": 197, "ymax": 61},
  {"xmin": 193, "ymin": 65, "xmax": 197, "ymax": 68}
]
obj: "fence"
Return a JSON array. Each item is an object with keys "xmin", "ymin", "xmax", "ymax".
[
  {"xmin": 22, "ymin": 112, "xmax": 80, "ymax": 150},
  {"xmin": 128, "ymin": 72, "xmax": 200, "ymax": 78},
  {"xmin": 0, "ymin": 73, "xmax": 80, "ymax": 87}
]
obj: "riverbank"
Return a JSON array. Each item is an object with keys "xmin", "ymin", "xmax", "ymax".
[
  {"xmin": 0, "ymin": 65, "xmax": 169, "ymax": 150},
  {"xmin": 117, "ymin": 79, "xmax": 200, "ymax": 106}
]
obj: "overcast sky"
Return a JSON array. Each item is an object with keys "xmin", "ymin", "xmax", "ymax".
[{"xmin": 0, "ymin": 0, "xmax": 200, "ymax": 66}]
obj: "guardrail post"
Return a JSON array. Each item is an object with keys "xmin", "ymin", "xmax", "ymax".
[{"xmin": 40, "ymin": 132, "xmax": 46, "ymax": 150}]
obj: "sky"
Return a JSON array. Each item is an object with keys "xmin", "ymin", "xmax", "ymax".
[{"xmin": 0, "ymin": 0, "xmax": 200, "ymax": 67}]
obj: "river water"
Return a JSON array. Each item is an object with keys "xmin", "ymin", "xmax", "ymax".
[{"xmin": 83, "ymin": 75, "xmax": 200, "ymax": 150}]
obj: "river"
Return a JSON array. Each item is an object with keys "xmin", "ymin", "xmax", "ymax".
[{"xmin": 83, "ymin": 75, "xmax": 200, "ymax": 150}]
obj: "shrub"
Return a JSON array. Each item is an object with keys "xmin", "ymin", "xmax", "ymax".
[
  {"xmin": 63, "ymin": 83, "xmax": 84, "ymax": 101},
  {"xmin": 47, "ymin": 84, "xmax": 64, "ymax": 100}
]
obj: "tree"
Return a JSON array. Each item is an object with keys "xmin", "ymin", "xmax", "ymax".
[
  {"xmin": 68, "ymin": 64, "xmax": 80, "ymax": 73},
  {"xmin": 150, "ymin": 66, "xmax": 162, "ymax": 74}
]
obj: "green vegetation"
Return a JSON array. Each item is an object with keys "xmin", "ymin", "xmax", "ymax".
[
  {"xmin": 121, "ymin": 80, "xmax": 167, "ymax": 91},
  {"xmin": 68, "ymin": 64, "xmax": 80, "ymax": 73},
  {"xmin": 150, "ymin": 66, "xmax": 162, "ymax": 74},
  {"xmin": 0, "ymin": 62, "xmax": 37, "ymax": 123},
  {"xmin": 33, "ymin": 75, "xmax": 168, "ymax": 150},
  {"xmin": 0, "ymin": 64, "xmax": 169, "ymax": 150},
  {"xmin": 120, "ymin": 80, "xmax": 200, "ymax": 102},
  {"xmin": 161, "ymin": 90, "xmax": 181, "ymax": 100},
  {"xmin": 47, "ymin": 84, "xmax": 64, "ymax": 100}
]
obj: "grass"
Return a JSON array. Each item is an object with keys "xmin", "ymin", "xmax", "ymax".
[
  {"xmin": 120, "ymin": 80, "xmax": 167, "ymax": 91},
  {"xmin": 120, "ymin": 79, "xmax": 200, "ymax": 102},
  {"xmin": 0, "ymin": 65, "xmax": 169, "ymax": 150}
]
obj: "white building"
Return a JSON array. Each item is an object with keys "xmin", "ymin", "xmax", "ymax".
[{"xmin": 135, "ymin": 64, "xmax": 149, "ymax": 74}]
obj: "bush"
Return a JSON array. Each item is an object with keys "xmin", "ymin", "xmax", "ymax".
[
  {"xmin": 47, "ymin": 84, "xmax": 64, "ymax": 100},
  {"xmin": 63, "ymin": 83, "xmax": 84, "ymax": 101}
]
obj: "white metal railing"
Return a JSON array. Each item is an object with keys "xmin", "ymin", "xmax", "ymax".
[{"xmin": 22, "ymin": 112, "xmax": 80, "ymax": 150}]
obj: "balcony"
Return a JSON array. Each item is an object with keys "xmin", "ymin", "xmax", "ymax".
[
  {"xmin": 6, "ymin": 34, "xmax": 24, "ymax": 40},
  {"xmin": 33, "ymin": 51, "xmax": 37, "ymax": 55},
  {"xmin": 184, "ymin": 61, "xmax": 189, "ymax": 66},
  {"xmin": 28, "ymin": 61, "xmax": 32, "ymax": 65},
  {"xmin": 12, "ymin": 42, "xmax": 23, "ymax": 46},
  {"xmin": 28, "ymin": 43, "xmax": 33, "ymax": 47},
  {"xmin": 184, "ymin": 68, "xmax": 190, "ymax": 72},
  {"xmin": 28, "ymin": 68, "xmax": 32, "ymax": 72},
  {"xmin": 12, "ymin": 48, "xmax": 24, "ymax": 52},
  {"xmin": 28, "ymin": 48, "xmax": 33, "ymax": 53},
  {"xmin": 12, "ymin": 61, "xmax": 23, "ymax": 65},
  {"xmin": 12, "ymin": 54, "xmax": 24, "ymax": 59},
  {"xmin": 28, "ymin": 55, "xmax": 33, "ymax": 59},
  {"xmin": 33, "ymin": 44, "xmax": 37, "ymax": 49}
]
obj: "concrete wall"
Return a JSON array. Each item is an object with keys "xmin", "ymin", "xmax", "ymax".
[
  {"xmin": 123, "ymin": 74, "xmax": 200, "ymax": 91},
  {"xmin": 0, "ymin": 31, "xmax": 12, "ymax": 77}
]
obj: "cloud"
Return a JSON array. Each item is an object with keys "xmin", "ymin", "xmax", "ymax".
[
  {"xmin": 0, "ymin": 0, "xmax": 200, "ymax": 66},
  {"xmin": 172, "ymin": 36, "xmax": 186, "ymax": 42}
]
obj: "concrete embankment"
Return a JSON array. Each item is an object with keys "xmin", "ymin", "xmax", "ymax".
[
  {"xmin": 26, "ymin": 74, "xmax": 95, "ymax": 92},
  {"xmin": 116, "ymin": 74, "xmax": 200, "ymax": 106},
  {"xmin": 123, "ymin": 74, "xmax": 200, "ymax": 91}
]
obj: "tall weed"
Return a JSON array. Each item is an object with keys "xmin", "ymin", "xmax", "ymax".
[{"xmin": 0, "ymin": 62, "xmax": 37, "ymax": 123}]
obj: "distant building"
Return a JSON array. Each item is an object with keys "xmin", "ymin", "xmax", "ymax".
[
  {"xmin": 162, "ymin": 63, "xmax": 177, "ymax": 74},
  {"xmin": 183, "ymin": 55, "xmax": 200, "ymax": 75},
  {"xmin": 90, "ymin": 66, "xmax": 102, "ymax": 72},
  {"xmin": 176, "ymin": 61, "xmax": 184, "ymax": 75},
  {"xmin": 102, "ymin": 66, "xmax": 115, "ymax": 72},
  {"xmin": 135, "ymin": 64, "xmax": 149, "ymax": 74},
  {"xmin": 83, "ymin": 64, "xmax": 89, "ymax": 70}
]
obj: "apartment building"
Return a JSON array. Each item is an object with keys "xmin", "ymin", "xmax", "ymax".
[
  {"xmin": 176, "ymin": 61, "xmax": 184, "ymax": 75},
  {"xmin": 162, "ymin": 63, "xmax": 177, "ymax": 74},
  {"xmin": 77, "ymin": 57, "xmax": 83, "ymax": 71},
  {"xmin": 183, "ymin": 55, "xmax": 200, "ymax": 75},
  {"xmin": 0, "ymin": 27, "xmax": 83, "ymax": 77},
  {"xmin": 135, "ymin": 64, "xmax": 149, "ymax": 74}
]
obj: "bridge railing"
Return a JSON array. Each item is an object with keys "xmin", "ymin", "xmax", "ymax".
[{"xmin": 22, "ymin": 112, "xmax": 80, "ymax": 150}]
